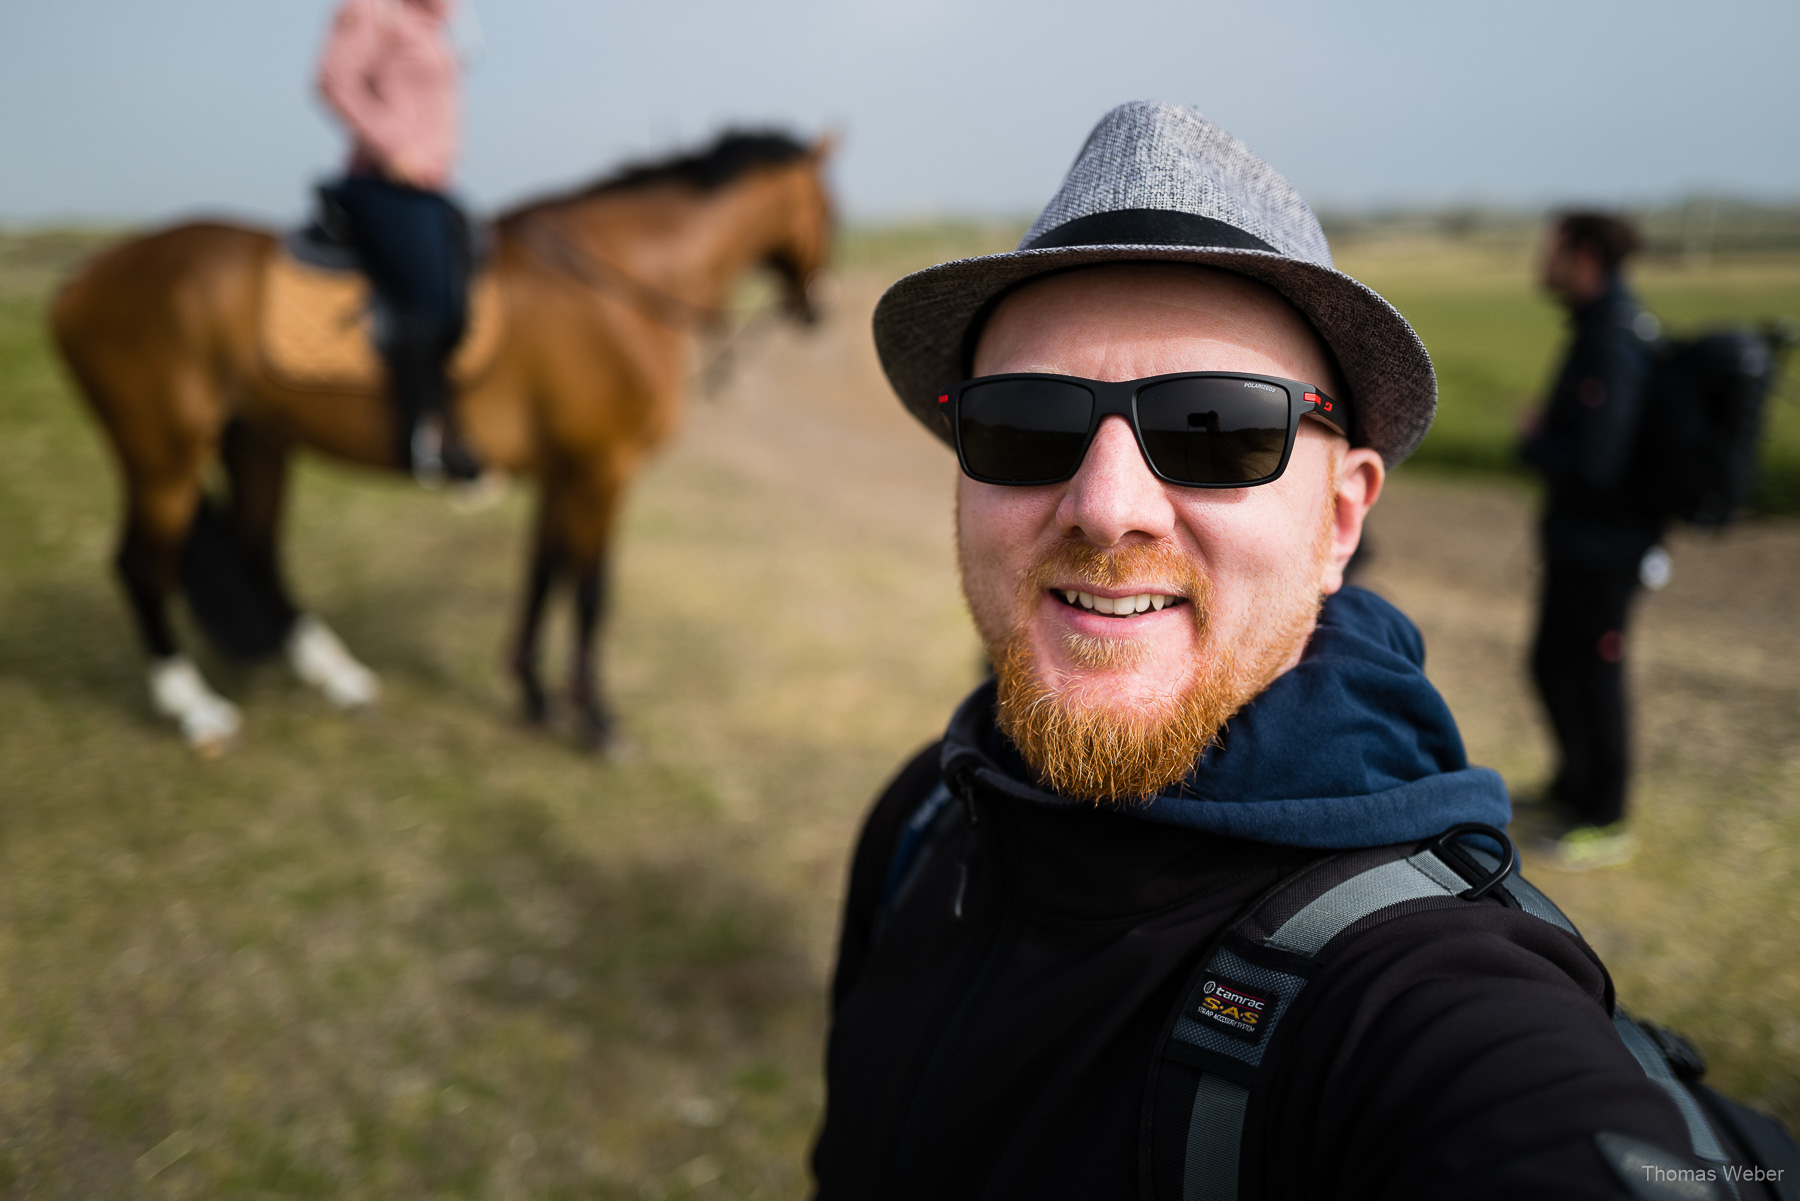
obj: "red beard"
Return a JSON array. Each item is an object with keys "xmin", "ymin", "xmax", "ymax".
[{"xmin": 986, "ymin": 531, "xmax": 1328, "ymax": 802}]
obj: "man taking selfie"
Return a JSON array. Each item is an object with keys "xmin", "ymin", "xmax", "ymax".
[{"xmin": 811, "ymin": 103, "xmax": 1721, "ymax": 1200}]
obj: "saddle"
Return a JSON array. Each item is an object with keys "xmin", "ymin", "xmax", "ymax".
[{"xmin": 256, "ymin": 200, "xmax": 505, "ymax": 394}]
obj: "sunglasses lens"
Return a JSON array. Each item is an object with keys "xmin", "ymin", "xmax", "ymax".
[
  {"xmin": 958, "ymin": 379, "xmax": 1095, "ymax": 483},
  {"xmin": 1135, "ymin": 378, "xmax": 1292, "ymax": 484}
]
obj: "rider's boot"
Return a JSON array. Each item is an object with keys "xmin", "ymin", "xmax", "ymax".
[
  {"xmin": 437, "ymin": 420, "xmax": 483, "ymax": 483},
  {"xmin": 409, "ymin": 415, "xmax": 483, "ymax": 487},
  {"xmin": 390, "ymin": 330, "xmax": 482, "ymax": 487}
]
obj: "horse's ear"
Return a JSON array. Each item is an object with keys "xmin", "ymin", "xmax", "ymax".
[{"xmin": 810, "ymin": 130, "xmax": 843, "ymax": 162}]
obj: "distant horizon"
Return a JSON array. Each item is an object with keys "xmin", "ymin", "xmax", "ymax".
[{"xmin": 8, "ymin": 194, "xmax": 1800, "ymax": 237}]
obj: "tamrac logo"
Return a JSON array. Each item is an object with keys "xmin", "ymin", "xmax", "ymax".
[{"xmin": 1194, "ymin": 974, "xmax": 1276, "ymax": 1043}]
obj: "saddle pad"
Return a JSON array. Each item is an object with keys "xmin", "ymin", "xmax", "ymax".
[{"xmin": 257, "ymin": 249, "xmax": 504, "ymax": 392}]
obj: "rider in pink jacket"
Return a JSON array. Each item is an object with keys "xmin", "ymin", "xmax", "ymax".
[
  {"xmin": 317, "ymin": 0, "xmax": 459, "ymax": 192},
  {"xmin": 316, "ymin": 0, "xmax": 479, "ymax": 485}
]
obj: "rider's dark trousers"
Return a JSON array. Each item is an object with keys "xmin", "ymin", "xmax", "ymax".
[
  {"xmin": 1529, "ymin": 556, "xmax": 1641, "ymax": 827},
  {"xmin": 332, "ymin": 174, "xmax": 468, "ymax": 464}
]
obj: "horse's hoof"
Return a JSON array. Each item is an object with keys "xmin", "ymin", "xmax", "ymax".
[
  {"xmin": 577, "ymin": 717, "xmax": 628, "ymax": 758},
  {"xmin": 189, "ymin": 727, "xmax": 235, "ymax": 760},
  {"xmin": 288, "ymin": 616, "xmax": 381, "ymax": 710},
  {"xmin": 181, "ymin": 696, "xmax": 242, "ymax": 755},
  {"xmin": 150, "ymin": 656, "xmax": 242, "ymax": 756}
]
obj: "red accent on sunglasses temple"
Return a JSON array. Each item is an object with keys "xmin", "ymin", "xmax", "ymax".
[
  {"xmin": 1305, "ymin": 392, "xmax": 1334, "ymax": 412},
  {"xmin": 938, "ymin": 394, "xmax": 950, "ymax": 404}
]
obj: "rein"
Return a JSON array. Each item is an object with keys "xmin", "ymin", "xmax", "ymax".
[
  {"xmin": 697, "ymin": 304, "xmax": 780, "ymax": 398},
  {"xmin": 516, "ymin": 216, "xmax": 785, "ymax": 396},
  {"xmin": 517, "ymin": 218, "xmax": 718, "ymax": 328}
]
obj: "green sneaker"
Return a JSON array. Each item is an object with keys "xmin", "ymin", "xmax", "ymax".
[{"xmin": 1542, "ymin": 822, "xmax": 1637, "ymax": 871}]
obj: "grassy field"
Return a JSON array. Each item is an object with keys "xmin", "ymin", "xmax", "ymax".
[
  {"xmin": 1333, "ymin": 228, "xmax": 1800, "ymax": 511},
  {"xmin": 838, "ymin": 218, "xmax": 1800, "ymax": 509},
  {"xmin": 0, "ymin": 223, "xmax": 1796, "ymax": 1196}
]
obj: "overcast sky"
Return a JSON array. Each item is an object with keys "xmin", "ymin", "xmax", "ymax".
[{"xmin": 2, "ymin": 0, "xmax": 1796, "ymax": 226}]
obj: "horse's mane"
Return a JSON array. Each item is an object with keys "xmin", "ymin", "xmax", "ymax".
[{"xmin": 502, "ymin": 129, "xmax": 812, "ymax": 221}]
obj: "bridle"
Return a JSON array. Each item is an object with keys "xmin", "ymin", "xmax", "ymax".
[
  {"xmin": 516, "ymin": 216, "xmax": 805, "ymax": 395},
  {"xmin": 517, "ymin": 217, "xmax": 719, "ymax": 328}
]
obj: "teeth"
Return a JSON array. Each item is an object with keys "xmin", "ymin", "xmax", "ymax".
[{"xmin": 1067, "ymin": 591, "xmax": 1178, "ymax": 615}]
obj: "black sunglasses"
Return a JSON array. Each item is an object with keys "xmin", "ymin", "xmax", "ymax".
[{"xmin": 939, "ymin": 371, "xmax": 1350, "ymax": 488}]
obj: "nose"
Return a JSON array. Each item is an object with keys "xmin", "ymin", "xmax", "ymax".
[{"xmin": 1055, "ymin": 415, "xmax": 1177, "ymax": 546}]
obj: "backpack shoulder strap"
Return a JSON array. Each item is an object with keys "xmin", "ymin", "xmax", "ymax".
[
  {"xmin": 1142, "ymin": 824, "xmax": 1524, "ymax": 1201},
  {"xmin": 871, "ymin": 780, "xmax": 956, "ymax": 938},
  {"xmin": 1612, "ymin": 1008, "xmax": 1735, "ymax": 1175},
  {"xmin": 1441, "ymin": 838, "xmax": 1743, "ymax": 1181},
  {"xmin": 1145, "ymin": 825, "xmax": 1770, "ymax": 1200}
]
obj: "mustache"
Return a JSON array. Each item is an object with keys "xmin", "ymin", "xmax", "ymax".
[{"xmin": 1021, "ymin": 538, "xmax": 1213, "ymax": 629}]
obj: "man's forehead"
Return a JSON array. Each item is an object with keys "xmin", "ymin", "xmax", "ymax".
[{"xmin": 972, "ymin": 264, "xmax": 1341, "ymax": 390}]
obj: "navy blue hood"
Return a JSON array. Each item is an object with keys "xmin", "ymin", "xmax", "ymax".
[{"xmin": 940, "ymin": 586, "xmax": 1510, "ymax": 849}]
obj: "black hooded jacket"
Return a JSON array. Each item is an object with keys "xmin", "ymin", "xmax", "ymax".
[
  {"xmin": 812, "ymin": 589, "xmax": 1694, "ymax": 1198},
  {"xmin": 1520, "ymin": 274, "xmax": 1665, "ymax": 566}
]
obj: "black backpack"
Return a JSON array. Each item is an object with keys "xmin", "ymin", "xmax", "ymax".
[
  {"xmin": 1142, "ymin": 823, "xmax": 1800, "ymax": 1201},
  {"xmin": 1631, "ymin": 323, "xmax": 1794, "ymax": 527},
  {"xmin": 876, "ymin": 797, "xmax": 1800, "ymax": 1199}
]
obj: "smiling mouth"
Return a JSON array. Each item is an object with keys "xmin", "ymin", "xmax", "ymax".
[{"xmin": 1054, "ymin": 589, "xmax": 1187, "ymax": 617}]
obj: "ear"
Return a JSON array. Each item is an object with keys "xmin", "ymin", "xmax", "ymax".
[
  {"xmin": 810, "ymin": 129, "xmax": 843, "ymax": 162},
  {"xmin": 1320, "ymin": 446, "xmax": 1385, "ymax": 596}
]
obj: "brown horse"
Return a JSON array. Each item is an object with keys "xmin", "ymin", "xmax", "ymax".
[{"xmin": 51, "ymin": 131, "xmax": 836, "ymax": 753}]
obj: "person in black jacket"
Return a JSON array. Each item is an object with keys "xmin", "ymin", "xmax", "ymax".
[
  {"xmin": 816, "ymin": 103, "xmax": 1724, "ymax": 1200},
  {"xmin": 1520, "ymin": 212, "xmax": 1664, "ymax": 869}
]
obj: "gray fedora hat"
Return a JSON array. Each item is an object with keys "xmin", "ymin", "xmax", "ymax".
[{"xmin": 872, "ymin": 101, "xmax": 1436, "ymax": 466}]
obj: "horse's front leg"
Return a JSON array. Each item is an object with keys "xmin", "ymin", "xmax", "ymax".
[
  {"xmin": 569, "ymin": 554, "xmax": 617, "ymax": 752},
  {"xmin": 510, "ymin": 541, "xmax": 558, "ymax": 726}
]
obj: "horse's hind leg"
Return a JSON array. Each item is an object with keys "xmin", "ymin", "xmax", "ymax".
[
  {"xmin": 510, "ymin": 540, "xmax": 558, "ymax": 726},
  {"xmin": 563, "ymin": 467, "xmax": 627, "ymax": 752},
  {"xmin": 117, "ymin": 468, "xmax": 242, "ymax": 755},
  {"xmin": 569, "ymin": 555, "xmax": 616, "ymax": 751},
  {"xmin": 219, "ymin": 420, "xmax": 379, "ymax": 708},
  {"xmin": 117, "ymin": 514, "xmax": 181, "ymax": 661},
  {"xmin": 517, "ymin": 470, "xmax": 620, "ymax": 750}
]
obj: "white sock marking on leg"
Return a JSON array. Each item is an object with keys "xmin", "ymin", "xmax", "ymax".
[
  {"xmin": 287, "ymin": 615, "xmax": 381, "ymax": 709},
  {"xmin": 147, "ymin": 656, "xmax": 242, "ymax": 753}
]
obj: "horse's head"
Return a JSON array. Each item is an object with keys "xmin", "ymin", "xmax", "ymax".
[
  {"xmin": 763, "ymin": 134, "xmax": 839, "ymax": 326},
  {"xmin": 507, "ymin": 130, "xmax": 840, "ymax": 332}
]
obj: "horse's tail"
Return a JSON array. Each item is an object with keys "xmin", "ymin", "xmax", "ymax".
[{"xmin": 178, "ymin": 486, "xmax": 294, "ymax": 662}]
